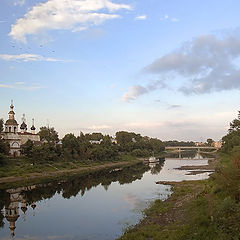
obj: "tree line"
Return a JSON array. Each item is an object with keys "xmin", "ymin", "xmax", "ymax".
[
  {"xmin": 22, "ymin": 129, "xmax": 166, "ymax": 162},
  {"xmin": 0, "ymin": 120, "xmax": 166, "ymax": 163}
]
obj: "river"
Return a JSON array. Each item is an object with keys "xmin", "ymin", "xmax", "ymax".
[{"xmin": 0, "ymin": 153, "xmax": 213, "ymax": 240}]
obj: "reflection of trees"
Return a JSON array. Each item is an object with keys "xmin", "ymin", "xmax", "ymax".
[
  {"xmin": 16, "ymin": 163, "xmax": 150, "ymax": 205},
  {"xmin": 0, "ymin": 162, "xmax": 159, "ymax": 228},
  {"xmin": 150, "ymin": 158, "xmax": 165, "ymax": 175}
]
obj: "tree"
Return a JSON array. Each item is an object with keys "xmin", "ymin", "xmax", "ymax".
[
  {"xmin": 85, "ymin": 133, "xmax": 103, "ymax": 141},
  {"xmin": 0, "ymin": 140, "xmax": 9, "ymax": 164},
  {"xmin": 0, "ymin": 119, "xmax": 3, "ymax": 134},
  {"xmin": 62, "ymin": 133, "xmax": 79, "ymax": 157},
  {"xmin": 207, "ymin": 138, "xmax": 214, "ymax": 146},
  {"xmin": 38, "ymin": 127, "xmax": 59, "ymax": 143},
  {"xmin": 21, "ymin": 140, "xmax": 34, "ymax": 157},
  {"xmin": 222, "ymin": 111, "xmax": 240, "ymax": 153},
  {"xmin": 31, "ymin": 143, "xmax": 58, "ymax": 162},
  {"xmin": 0, "ymin": 140, "xmax": 9, "ymax": 155}
]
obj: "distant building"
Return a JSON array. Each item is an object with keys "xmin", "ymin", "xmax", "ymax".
[
  {"xmin": 132, "ymin": 137, "xmax": 137, "ymax": 143},
  {"xmin": 195, "ymin": 142, "xmax": 206, "ymax": 147},
  {"xmin": 211, "ymin": 141, "xmax": 222, "ymax": 149},
  {"xmin": 111, "ymin": 137, "xmax": 117, "ymax": 144},
  {"xmin": 2, "ymin": 102, "xmax": 40, "ymax": 157},
  {"xmin": 89, "ymin": 139, "xmax": 103, "ymax": 144}
]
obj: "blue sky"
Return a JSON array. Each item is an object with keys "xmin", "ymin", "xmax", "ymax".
[{"xmin": 1, "ymin": 0, "xmax": 240, "ymax": 141}]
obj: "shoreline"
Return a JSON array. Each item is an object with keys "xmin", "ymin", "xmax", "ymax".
[
  {"xmin": 0, "ymin": 158, "xmax": 143, "ymax": 188},
  {"xmin": 118, "ymin": 156, "xmax": 219, "ymax": 240}
]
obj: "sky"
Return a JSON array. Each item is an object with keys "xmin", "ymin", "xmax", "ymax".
[{"xmin": 1, "ymin": 0, "xmax": 240, "ymax": 141}]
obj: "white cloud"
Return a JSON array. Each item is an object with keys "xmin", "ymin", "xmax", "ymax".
[
  {"xmin": 171, "ymin": 18, "xmax": 179, "ymax": 22},
  {"xmin": 15, "ymin": 81, "xmax": 25, "ymax": 85},
  {"xmin": 121, "ymin": 81, "xmax": 166, "ymax": 102},
  {"xmin": 9, "ymin": 0, "xmax": 131, "ymax": 42},
  {"xmin": 162, "ymin": 14, "xmax": 179, "ymax": 22},
  {"xmin": 144, "ymin": 31, "xmax": 240, "ymax": 94},
  {"xmin": 125, "ymin": 122, "xmax": 164, "ymax": 128},
  {"xmin": 164, "ymin": 14, "xmax": 169, "ymax": 19},
  {"xmin": 88, "ymin": 125, "xmax": 112, "ymax": 130},
  {"xmin": 13, "ymin": 0, "xmax": 26, "ymax": 6},
  {"xmin": 121, "ymin": 85, "xmax": 148, "ymax": 102},
  {"xmin": 0, "ymin": 53, "xmax": 66, "ymax": 62},
  {"xmin": 135, "ymin": 15, "xmax": 147, "ymax": 20},
  {"xmin": 0, "ymin": 82, "xmax": 42, "ymax": 90},
  {"xmin": 0, "ymin": 84, "xmax": 14, "ymax": 89}
]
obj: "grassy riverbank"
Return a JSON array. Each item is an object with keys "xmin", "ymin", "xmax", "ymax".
[
  {"xmin": 119, "ymin": 153, "xmax": 240, "ymax": 240},
  {"xmin": 0, "ymin": 155, "xmax": 141, "ymax": 187}
]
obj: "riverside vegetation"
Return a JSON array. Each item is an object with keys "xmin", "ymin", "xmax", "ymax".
[
  {"xmin": 0, "ymin": 121, "xmax": 165, "ymax": 180},
  {"xmin": 119, "ymin": 112, "xmax": 240, "ymax": 240}
]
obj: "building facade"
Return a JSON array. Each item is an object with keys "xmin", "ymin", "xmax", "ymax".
[{"xmin": 2, "ymin": 102, "xmax": 40, "ymax": 157}]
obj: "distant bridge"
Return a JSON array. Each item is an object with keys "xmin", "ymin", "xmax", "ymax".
[
  {"xmin": 165, "ymin": 146, "xmax": 218, "ymax": 159},
  {"xmin": 165, "ymin": 146, "xmax": 219, "ymax": 151}
]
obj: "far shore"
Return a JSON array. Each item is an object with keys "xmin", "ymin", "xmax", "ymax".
[{"xmin": 0, "ymin": 158, "xmax": 143, "ymax": 188}]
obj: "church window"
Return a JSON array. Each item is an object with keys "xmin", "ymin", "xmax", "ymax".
[
  {"xmin": 14, "ymin": 127, "xmax": 16, "ymax": 133},
  {"xmin": 9, "ymin": 127, "xmax": 11, "ymax": 133}
]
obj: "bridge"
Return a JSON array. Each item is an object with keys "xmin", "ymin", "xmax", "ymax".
[
  {"xmin": 165, "ymin": 146, "xmax": 219, "ymax": 151},
  {"xmin": 165, "ymin": 146, "xmax": 219, "ymax": 159}
]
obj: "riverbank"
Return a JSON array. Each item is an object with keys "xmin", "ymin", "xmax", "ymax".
[
  {"xmin": 119, "ymin": 153, "xmax": 240, "ymax": 240},
  {"xmin": 0, "ymin": 155, "xmax": 142, "ymax": 187}
]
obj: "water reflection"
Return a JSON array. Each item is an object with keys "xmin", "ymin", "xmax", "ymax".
[
  {"xmin": 0, "ymin": 154, "xmax": 212, "ymax": 239},
  {"xmin": 0, "ymin": 162, "xmax": 162, "ymax": 239}
]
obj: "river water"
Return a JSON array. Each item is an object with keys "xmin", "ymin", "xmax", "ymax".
[{"xmin": 0, "ymin": 154, "xmax": 213, "ymax": 240}]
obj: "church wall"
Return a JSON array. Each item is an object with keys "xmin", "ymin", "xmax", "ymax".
[{"xmin": 20, "ymin": 134, "xmax": 40, "ymax": 145}]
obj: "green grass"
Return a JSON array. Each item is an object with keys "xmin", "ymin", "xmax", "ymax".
[
  {"xmin": 119, "ymin": 152, "xmax": 240, "ymax": 240},
  {"xmin": 0, "ymin": 154, "xmax": 140, "ymax": 178}
]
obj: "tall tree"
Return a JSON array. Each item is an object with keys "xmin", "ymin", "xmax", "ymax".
[
  {"xmin": 38, "ymin": 126, "xmax": 59, "ymax": 143},
  {"xmin": 207, "ymin": 138, "xmax": 214, "ymax": 146},
  {"xmin": 0, "ymin": 118, "xmax": 4, "ymax": 135},
  {"xmin": 21, "ymin": 139, "xmax": 34, "ymax": 158},
  {"xmin": 62, "ymin": 133, "xmax": 79, "ymax": 156},
  {"xmin": 222, "ymin": 110, "xmax": 240, "ymax": 153}
]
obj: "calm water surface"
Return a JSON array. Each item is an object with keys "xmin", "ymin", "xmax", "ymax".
[{"xmin": 0, "ymin": 154, "xmax": 213, "ymax": 240}]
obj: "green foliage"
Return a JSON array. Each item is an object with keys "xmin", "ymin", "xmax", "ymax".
[
  {"xmin": 21, "ymin": 139, "xmax": 34, "ymax": 158},
  {"xmin": 90, "ymin": 142, "xmax": 118, "ymax": 161},
  {"xmin": 215, "ymin": 197, "xmax": 240, "ymax": 239},
  {"xmin": 0, "ymin": 139, "xmax": 9, "ymax": 164},
  {"xmin": 222, "ymin": 111, "xmax": 240, "ymax": 153},
  {"xmin": 116, "ymin": 131, "xmax": 165, "ymax": 155},
  {"xmin": 62, "ymin": 133, "xmax": 79, "ymax": 156},
  {"xmin": 131, "ymin": 149, "xmax": 149, "ymax": 157},
  {"xmin": 0, "ymin": 119, "xmax": 3, "ymax": 134},
  {"xmin": 207, "ymin": 138, "xmax": 214, "ymax": 146},
  {"xmin": 20, "ymin": 128, "xmax": 165, "ymax": 164},
  {"xmin": 85, "ymin": 132, "xmax": 103, "ymax": 141},
  {"xmin": 38, "ymin": 126, "xmax": 59, "ymax": 143},
  {"xmin": 31, "ymin": 143, "xmax": 59, "ymax": 162},
  {"xmin": 0, "ymin": 139, "xmax": 9, "ymax": 155},
  {"xmin": 164, "ymin": 140, "xmax": 195, "ymax": 147}
]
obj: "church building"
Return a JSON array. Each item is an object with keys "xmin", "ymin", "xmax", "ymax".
[{"xmin": 2, "ymin": 102, "xmax": 40, "ymax": 157}]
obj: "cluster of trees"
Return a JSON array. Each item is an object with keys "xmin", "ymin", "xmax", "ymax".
[
  {"xmin": 221, "ymin": 111, "xmax": 240, "ymax": 153},
  {"xmin": 0, "ymin": 116, "xmax": 166, "ymax": 163},
  {"xmin": 20, "ymin": 129, "xmax": 165, "ymax": 163},
  {"xmin": 116, "ymin": 131, "xmax": 165, "ymax": 157},
  {"xmin": 0, "ymin": 119, "xmax": 9, "ymax": 163}
]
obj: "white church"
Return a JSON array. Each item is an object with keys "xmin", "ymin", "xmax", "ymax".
[{"xmin": 1, "ymin": 102, "xmax": 40, "ymax": 157}]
